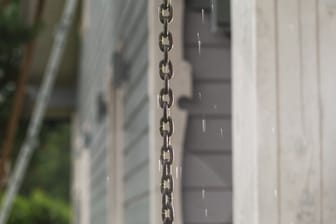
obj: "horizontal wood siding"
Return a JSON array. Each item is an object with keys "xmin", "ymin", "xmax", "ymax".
[
  {"xmin": 181, "ymin": 4, "xmax": 232, "ymax": 224},
  {"xmin": 120, "ymin": 0, "xmax": 150, "ymax": 224},
  {"xmin": 77, "ymin": 0, "xmax": 114, "ymax": 223}
]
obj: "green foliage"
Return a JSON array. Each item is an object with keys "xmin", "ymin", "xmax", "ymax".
[
  {"xmin": 19, "ymin": 123, "xmax": 71, "ymax": 201},
  {"xmin": 0, "ymin": 0, "xmax": 41, "ymax": 123},
  {"xmin": 6, "ymin": 190, "xmax": 71, "ymax": 224}
]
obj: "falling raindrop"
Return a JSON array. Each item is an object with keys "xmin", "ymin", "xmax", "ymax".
[
  {"xmin": 106, "ymin": 176, "xmax": 110, "ymax": 182},
  {"xmin": 274, "ymin": 189, "xmax": 278, "ymax": 198},
  {"xmin": 205, "ymin": 208, "xmax": 208, "ymax": 217},
  {"xmin": 220, "ymin": 128, "xmax": 224, "ymax": 136},
  {"xmin": 201, "ymin": 8, "xmax": 205, "ymax": 24},
  {"xmin": 198, "ymin": 92, "xmax": 202, "ymax": 101},
  {"xmin": 210, "ymin": 0, "xmax": 214, "ymax": 13},
  {"xmin": 197, "ymin": 32, "xmax": 202, "ymax": 55},
  {"xmin": 175, "ymin": 166, "xmax": 179, "ymax": 179},
  {"xmin": 202, "ymin": 119, "xmax": 207, "ymax": 133},
  {"xmin": 202, "ymin": 189, "xmax": 206, "ymax": 200},
  {"xmin": 213, "ymin": 104, "xmax": 217, "ymax": 111},
  {"xmin": 157, "ymin": 94, "xmax": 160, "ymax": 109}
]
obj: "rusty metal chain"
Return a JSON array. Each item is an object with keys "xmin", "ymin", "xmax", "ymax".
[{"xmin": 159, "ymin": 0, "xmax": 174, "ymax": 223}]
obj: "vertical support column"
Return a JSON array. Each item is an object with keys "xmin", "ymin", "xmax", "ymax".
[
  {"xmin": 319, "ymin": 0, "xmax": 336, "ymax": 222},
  {"xmin": 232, "ymin": 0, "xmax": 279, "ymax": 223},
  {"xmin": 148, "ymin": 0, "xmax": 192, "ymax": 223},
  {"xmin": 233, "ymin": 0, "xmax": 336, "ymax": 223}
]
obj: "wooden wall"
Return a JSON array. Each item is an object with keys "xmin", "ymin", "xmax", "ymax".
[
  {"xmin": 76, "ymin": 0, "xmax": 114, "ymax": 223},
  {"xmin": 118, "ymin": 1, "xmax": 150, "ymax": 224},
  {"xmin": 233, "ymin": 0, "xmax": 336, "ymax": 223},
  {"xmin": 181, "ymin": 1, "xmax": 233, "ymax": 224}
]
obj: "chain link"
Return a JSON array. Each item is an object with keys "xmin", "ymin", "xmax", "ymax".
[{"xmin": 159, "ymin": 0, "xmax": 174, "ymax": 223}]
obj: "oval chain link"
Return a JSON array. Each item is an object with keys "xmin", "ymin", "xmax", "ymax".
[{"xmin": 159, "ymin": 0, "xmax": 174, "ymax": 223}]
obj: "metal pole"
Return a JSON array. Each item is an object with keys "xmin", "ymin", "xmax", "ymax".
[{"xmin": 0, "ymin": 0, "xmax": 78, "ymax": 222}]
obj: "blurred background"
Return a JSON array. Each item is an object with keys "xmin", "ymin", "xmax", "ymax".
[{"xmin": 1, "ymin": 0, "xmax": 336, "ymax": 224}]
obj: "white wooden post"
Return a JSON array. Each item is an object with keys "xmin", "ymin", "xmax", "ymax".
[{"xmin": 233, "ymin": 0, "xmax": 336, "ymax": 223}]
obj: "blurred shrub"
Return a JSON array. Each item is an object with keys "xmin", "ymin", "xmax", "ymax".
[{"xmin": 5, "ymin": 190, "xmax": 71, "ymax": 224}]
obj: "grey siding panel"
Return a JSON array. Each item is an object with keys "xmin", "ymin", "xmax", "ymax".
[
  {"xmin": 120, "ymin": 0, "xmax": 149, "ymax": 223},
  {"xmin": 125, "ymin": 198, "xmax": 150, "ymax": 224},
  {"xmin": 124, "ymin": 164, "xmax": 149, "ymax": 203},
  {"xmin": 185, "ymin": 11, "xmax": 230, "ymax": 46},
  {"xmin": 182, "ymin": 3, "xmax": 232, "ymax": 224},
  {"xmin": 124, "ymin": 101, "xmax": 149, "ymax": 152},
  {"xmin": 183, "ymin": 191, "xmax": 233, "ymax": 224},
  {"xmin": 185, "ymin": 118, "xmax": 231, "ymax": 152},
  {"xmin": 181, "ymin": 82, "xmax": 231, "ymax": 115},
  {"xmin": 124, "ymin": 73, "xmax": 148, "ymax": 121},
  {"xmin": 183, "ymin": 154, "xmax": 232, "ymax": 188},
  {"xmin": 124, "ymin": 133, "xmax": 149, "ymax": 176},
  {"xmin": 185, "ymin": 48, "xmax": 231, "ymax": 80}
]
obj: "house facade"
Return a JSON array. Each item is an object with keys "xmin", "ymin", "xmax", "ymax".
[{"xmin": 72, "ymin": 0, "xmax": 336, "ymax": 224}]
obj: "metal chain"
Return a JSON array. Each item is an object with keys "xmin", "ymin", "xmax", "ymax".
[{"xmin": 159, "ymin": 0, "xmax": 174, "ymax": 224}]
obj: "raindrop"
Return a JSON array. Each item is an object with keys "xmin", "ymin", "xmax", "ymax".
[
  {"xmin": 202, "ymin": 119, "xmax": 207, "ymax": 133},
  {"xmin": 198, "ymin": 92, "xmax": 202, "ymax": 101},
  {"xmin": 272, "ymin": 127, "xmax": 275, "ymax": 134},
  {"xmin": 210, "ymin": 0, "xmax": 214, "ymax": 13},
  {"xmin": 201, "ymin": 8, "xmax": 205, "ymax": 24},
  {"xmin": 220, "ymin": 128, "xmax": 224, "ymax": 136},
  {"xmin": 175, "ymin": 166, "xmax": 179, "ymax": 179},
  {"xmin": 205, "ymin": 208, "xmax": 208, "ymax": 217},
  {"xmin": 197, "ymin": 32, "xmax": 202, "ymax": 55},
  {"xmin": 157, "ymin": 94, "xmax": 160, "ymax": 109},
  {"xmin": 213, "ymin": 104, "xmax": 217, "ymax": 111},
  {"xmin": 106, "ymin": 176, "xmax": 110, "ymax": 182},
  {"xmin": 202, "ymin": 189, "xmax": 206, "ymax": 199},
  {"xmin": 274, "ymin": 189, "xmax": 278, "ymax": 198}
]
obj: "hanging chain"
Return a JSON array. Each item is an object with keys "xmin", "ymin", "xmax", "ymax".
[{"xmin": 159, "ymin": 0, "xmax": 174, "ymax": 224}]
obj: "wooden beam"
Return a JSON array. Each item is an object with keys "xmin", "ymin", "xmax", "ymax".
[{"xmin": 233, "ymin": 0, "xmax": 336, "ymax": 223}]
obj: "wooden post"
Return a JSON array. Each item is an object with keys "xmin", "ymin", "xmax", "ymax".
[{"xmin": 232, "ymin": 0, "xmax": 336, "ymax": 223}]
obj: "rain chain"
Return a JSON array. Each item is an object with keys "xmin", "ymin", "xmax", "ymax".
[{"xmin": 159, "ymin": 0, "xmax": 174, "ymax": 223}]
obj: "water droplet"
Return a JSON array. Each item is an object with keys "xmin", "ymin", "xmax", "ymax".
[
  {"xmin": 201, "ymin": 8, "xmax": 205, "ymax": 24},
  {"xmin": 198, "ymin": 92, "xmax": 202, "ymax": 101},
  {"xmin": 202, "ymin": 119, "xmax": 207, "ymax": 133},
  {"xmin": 211, "ymin": 0, "xmax": 214, "ymax": 13},
  {"xmin": 274, "ymin": 189, "xmax": 278, "ymax": 198},
  {"xmin": 220, "ymin": 128, "xmax": 224, "ymax": 136},
  {"xmin": 175, "ymin": 167, "xmax": 179, "ymax": 179},
  {"xmin": 202, "ymin": 189, "xmax": 206, "ymax": 199},
  {"xmin": 272, "ymin": 127, "xmax": 275, "ymax": 134},
  {"xmin": 197, "ymin": 32, "xmax": 202, "ymax": 55},
  {"xmin": 106, "ymin": 176, "xmax": 110, "ymax": 182},
  {"xmin": 205, "ymin": 208, "xmax": 208, "ymax": 217},
  {"xmin": 157, "ymin": 94, "xmax": 160, "ymax": 108},
  {"xmin": 213, "ymin": 104, "xmax": 217, "ymax": 111}
]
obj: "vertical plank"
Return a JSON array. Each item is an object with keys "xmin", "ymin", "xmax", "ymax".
[
  {"xmin": 256, "ymin": 0, "xmax": 279, "ymax": 223},
  {"xmin": 232, "ymin": 0, "xmax": 259, "ymax": 223},
  {"xmin": 277, "ymin": 0, "xmax": 321, "ymax": 223},
  {"xmin": 318, "ymin": 0, "xmax": 336, "ymax": 222}
]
